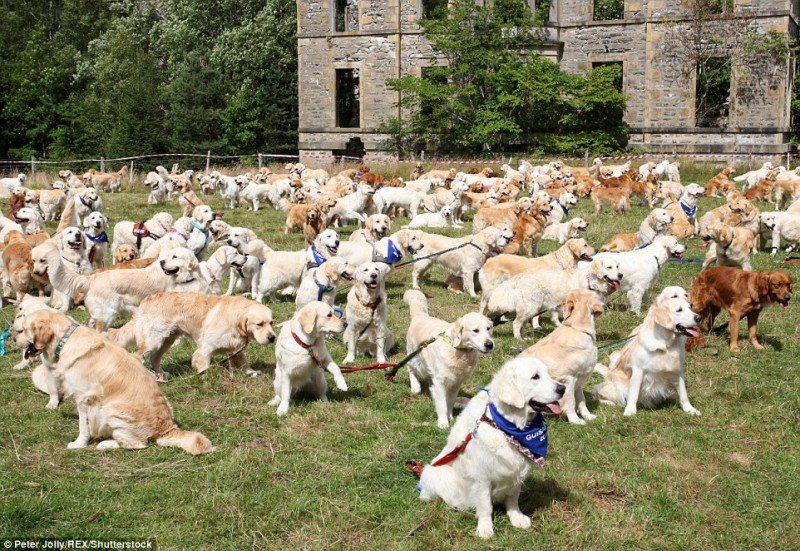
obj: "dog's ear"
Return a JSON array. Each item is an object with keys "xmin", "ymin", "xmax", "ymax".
[
  {"xmin": 376, "ymin": 263, "xmax": 391, "ymax": 276},
  {"xmin": 298, "ymin": 306, "xmax": 317, "ymax": 335},
  {"xmin": 449, "ymin": 322, "xmax": 466, "ymax": 349},
  {"xmin": 31, "ymin": 319, "xmax": 54, "ymax": 351},
  {"xmin": 592, "ymin": 299, "xmax": 605, "ymax": 317},
  {"xmin": 563, "ymin": 295, "xmax": 576, "ymax": 320},
  {"xmin": 492, "ymin": 369, "xmax": 526, "ymax": 410},
  {"xmin": 236, "ymin": 314, "xmax": 249, "ymax": 338},
  {"xmin": 757, "ymin": 272, "xmax": 772, "ymax": 297},
  {"xmin": 652, "ymin": 304, "xmax": 673, "ymax": 329}
]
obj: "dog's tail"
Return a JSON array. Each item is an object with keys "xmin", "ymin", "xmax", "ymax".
[
  {"xmin": 403, "ymin": 289, "xmax": 428, "ymax": 316},
  {"xmin": 55, "ymin": 193, "xmax": 76, "ymax": 235},
  {"xmin": 156, "ymin": 426, "xmax": 214, "ymax": 455},
  {"xmin": 106, "ymin": 319, "xmax": 136, "ymax": 349},
  {"xmin": 30, "ymin": 364, "xmax": 51, "ymax": 394},
  {"xmin": 277, "ymin": 198, "xmax": 293, "ymax": 213},
  {"xmin": 732, "ymin": 173, "xmax": 747, "ymax": 183}
]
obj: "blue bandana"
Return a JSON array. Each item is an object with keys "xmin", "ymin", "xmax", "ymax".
[
  {"xmin": 0, "ymin": 327, "xmax": 10, "ymax": 356},
  {"xmin": 310, "ymin": 246, "xmax": 327, "ymax": 267},
  {"xmin": 487, "ymin": 401, "xmax": 549, "ymax": 459},
  {"xmin": 313, "ymin": 269, "xmax": 334, "ymax": 301},
  {"xmin": 559, "ymin": 202, "xmax": 569, "ymax": 217},
  {"xmin": 84, "ymin": 231, "xmax": 108, "ymax": 244},
  {"xmin": 679, "ymin": 200, "xmax": 697, "ymax": 218},
  {"xmin": 384, "ymin": 239, "xmax": 403, "ymax": 264}
]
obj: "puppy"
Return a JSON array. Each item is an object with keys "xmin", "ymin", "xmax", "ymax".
[
  {"xmin": 294, "ymin": 256, "xmax": 355, "ymax": 310},
  {"xmin": 519, "ymin": 290, "xmax": 603, "ymax": 424},
  {"xmin": 270, "ymin": 301, "xmax": 348, "ymax": 416},
  {"xmin": 593, "ymin": 293, "xmax": 702, "ymax": 416},
  {"xmin": 690, "ymin": 267, "xmax": 792, "ymax": 352},
  {"xmin": 110, "ymin": 293, "xmax": 275, "ymax": 380},
  {"xmin": 342, "ymin": 262, "xmax": 395, "ymax": 364},
  {"xmin": 404, "ymin": 290, "xmax": 494, "ymax": 429},
  {"xmin": 113, "ymin": 244, "xmax": 138, "ymax": 263},
  {"xmin": 417, "ymin": 357, "xmax": 565, "ymax": 539},
  {"xmin": 20, "ymin": 309, "xmax": 213, "ymax": 454}
]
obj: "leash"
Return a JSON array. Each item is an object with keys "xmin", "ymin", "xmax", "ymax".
[
  {"xmin": 596, "ymin": 334, "xmax": 637, "ymax": 352},
  {"xmin": 339, "ymin": 336, "xmax": 439, "ymax": 380},
  {"xmin": 391, "ymin": 242, "xmax": 484, "ymax": 270}
]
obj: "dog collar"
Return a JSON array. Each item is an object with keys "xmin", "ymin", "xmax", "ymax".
[
  {"xmin": 561, "ymin": 321, "xmax": 596, "ymax": 342},
  {"xmin": 169, "ymin": 228, "xmax": 189, "ymax": 241},
  {"xmin": 362, "ymin": 296, "xmax": 382, "ymax": 310},
  {"xmin": 190, "ymin": 219, "xmax": 209, "ymax": 235},
  {"xmin": 679, "ymin": 199, "xmax": 697, "ymax": 218},
  {"xmin": 559, "ymin": 202, "xmax": 569, "ymax": 216},
  {"xmin": 79, "ymin": 195, "xmax": 92, "ymax": 208},
  {"xmin": 291, "ymin": 331, "xmax": 311, "ymax": 350},
  {"xmin": 54, "ymin": 322, "xmax": 81, "ymax": 360},
  {"xmin": 84, "ymin": 231, "xmax": 108, "ymax": 244},
  {"xmin": 653, "ymin": 254, "xmax": 664, "ymax": 269},
  {"xmin": 203, "ymin": 264, "xmax": 217, "ymax": 282}
]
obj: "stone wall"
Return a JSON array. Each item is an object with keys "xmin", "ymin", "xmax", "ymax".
[{"xmin": 297, "ymin": 0, "xmax": 796, "ymax": 159}]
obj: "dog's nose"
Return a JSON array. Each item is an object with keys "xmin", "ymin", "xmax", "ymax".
[
  {"xmin": 618, "ymin": 273, "xmax": 623, "ymax": 280},
  {"xmin": 227, "ymin": 239, "xmax": 233, "ymax": 246},
  {"xmin": 694, "ymin": 315, "xmax": 701, "ymax": 323},
  {"xmin": 485, "ymin": 340, "xmax": 494, "ymax": 351},
  {"xmin": 268, "ymin": 334, "xmax": 276, "ymax": 343},
  {"xmin": 555, "ymin": 383, "xmax": 566, "ymax": 396},
  {"xmin": 334, "ymin": 240, "xmax": 340, "ymax": 246}
]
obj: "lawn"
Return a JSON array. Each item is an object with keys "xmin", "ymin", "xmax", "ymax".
[{"xmin": 1, "ymin": 161, "xmax": 799, "ymax": 549}]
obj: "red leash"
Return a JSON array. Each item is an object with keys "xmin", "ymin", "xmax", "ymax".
[{"xmin": 339, "ymin": 362, "xmax": 396, "ymax": 374}]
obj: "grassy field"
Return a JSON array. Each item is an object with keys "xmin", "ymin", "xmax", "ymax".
[{"xmin": 1, "ymin": 161, "xmax": 799, "ymax": 549}]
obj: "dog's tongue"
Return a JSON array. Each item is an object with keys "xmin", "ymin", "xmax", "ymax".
[
  {"xmin": 685, "ymin": 326, "xmax": 701, "ymax": 337},
  {"xmin": 611, "ymin": 280, "xmax": 620, "ymax": 291},
  {"xmin": 781, "ymin": 302, "xmax": 789, "ymax": 309},
  {"xmin": 546, "ymin": 402, "xmax": 562, "ymax": 414}
]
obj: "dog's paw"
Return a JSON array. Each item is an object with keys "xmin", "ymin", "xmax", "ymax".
[
  {"xmin": 437, "ymin": 419, "xmax": 450, "ymax": 430},
  {"xmin": 246, "ymin": 369, "xmax": 262, "ymax": 378},
  {"xmin": 335, "ymin": 380, "xmax": 348, "ymax": 392},
  {"xmin": 267, "ymin": 396, "xmax": 280, "ymax": 406},
  {"xmin": 45, "ymin": 400, "xmax": 59, "ymax": 410},
  {"xmin": 684, "ymin": 406, "xmax": 701, "ymax": 416},
  {"xmin": 67, "ymin": 440, "xmax": 87, "ymax": 450},
  {"xmin": 568, "ymin": 417, "xmax": 587, "ymax": 426},
  {"xmin": 275, "ymin": 404, "xmax": 289, "ymax": 416},
  {"xmin": 508, "ymin": 512, "xmax": 531, "ymax": 530},
  {"xmin": 475, "ymin": 523, "xmax": 494, "ymax": 539},
  {"xmin": 623, "ymin": 407, "xmax": 637, "ymax": 417},
  {"xmin": 342, "ymin": 354, "xmax": 355, "ymax": 365},
  {"xmin": 581, "ymin": 413, "xmax": 597, "ymax": 422}
]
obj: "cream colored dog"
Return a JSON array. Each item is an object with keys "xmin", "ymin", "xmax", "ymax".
[
  {"xmin": 295, "ymin": 256, "xmax": 355, "ymax": 309},
  {"xmin": 417, "ymin": 356, "xmax": 565, "ymax": 539},
  {"xmin": 412, "ymin": 225, "xmax": 514, "ymax": 297},
  {"xmin": 270, "ymin": 301, "xmax": 348, "ymax": 416},
  {"xmin": 482, "ymin": 257, "xmax": 622, "ymax": 339},
  {"xmin": 519, "ymin": 290, "xmax": 603, "ymax": 424},
  {"xmin": 592, "ymin": 292, "xmax": 702, "ymax": 417},
  {"xmin": 478, "ymin": 238, "xmax": 595, "ymax": 310},
  {"xmin": 541, "ymin": 217, "xmax": 588, "ymax": 244},
  {"xmin": 404, "ymin": 290, "xmax": 495, "ymax": 429},
  {"xmin": 348, "ymin": 213, "xmax": 392, "ymax": 243},
  {"xmin": 19, "ymin": 309, "xmax": 213, "ymax": 454},
  {"xmin": 700, "ymin": 221, "xmax": 755, "ymax": 271},
  {"xmin": 110, "ymin": 293, "xmax": 275, "ymax": 380},
  {"xmin": 342, "ymin": 262, "xmax": 394, "ymax": 364}
]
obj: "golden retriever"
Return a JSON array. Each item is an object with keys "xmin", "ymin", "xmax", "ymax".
[{"xmin": 19, "ymin": 309, "xmax": 213, "ymax": 453}]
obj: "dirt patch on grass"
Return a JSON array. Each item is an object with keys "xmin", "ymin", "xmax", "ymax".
[
  {"xmin": 592, "ymin": 488, "xmax": 629, "ymax": 512},
  {"xmin": 728, "ymin": 452, "xmax": 752, "ymax": 467}
]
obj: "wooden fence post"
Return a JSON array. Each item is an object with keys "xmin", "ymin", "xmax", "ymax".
[
  {"xmin": 100, "ymin": 157, "xmax": 105, "ymax": 172},
  {"xmin": 129, "ymin": 160, "xmax": 134, "ymax": 183},
  {"xmin": 206, "ymin": 151, "xmax": 211, "ymax": 174},
  {"xmin": 30, "ymin": 156, "xmax": 35, "ymax": 177},
  {"xmin": 258, "ymin": 153, "xmax": 263, "ymax": 170},
  {"xmin": 584, "ymin": 150, "xmax": 589, "ymax": 169}
]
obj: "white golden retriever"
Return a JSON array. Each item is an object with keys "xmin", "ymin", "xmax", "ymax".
[
  {"xmin": 593, "ymin": 292, "xmax": 702, "ymax": 416},
  {"xmin": 270, "ymin": 301, "xmax": 348, "ymax": 416},
  {"xmin": 404, "ymin": 290, "xmax": 495, "ymax": 429},
  {"xmin": 343, "ymin": 262, "xmax": 394, "ymax": 364},
  {"xmin": 417, "ymin": 357, "xmax": 565, "ymax": 539}
]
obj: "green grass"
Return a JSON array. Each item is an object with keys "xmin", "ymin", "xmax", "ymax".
[{"xmin": 2, "ymin": 162, "xmax": 799, "ymax": 549}]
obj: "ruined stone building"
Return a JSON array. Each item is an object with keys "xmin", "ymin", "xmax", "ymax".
[{"xmin": 296, "ymin": 1, "xmax": 797, "ymax": 161}]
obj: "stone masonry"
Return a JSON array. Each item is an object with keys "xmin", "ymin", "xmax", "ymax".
[{"xmin": 297, "ymin": 0, "xmax": 798, "ymax": 161}]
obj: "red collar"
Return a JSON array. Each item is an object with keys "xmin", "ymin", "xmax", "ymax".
[
  {"xmin": 292, "ymin": 331, "xmax": 311, "ymax": 349},
  {"xmin": 365, "ymin": 297, "xmax": 382, "ymax": 310}
]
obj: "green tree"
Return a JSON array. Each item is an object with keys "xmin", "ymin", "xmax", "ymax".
[{"xmin": 385, "ymin": 0, "xmax": 628, "ymax": 156}]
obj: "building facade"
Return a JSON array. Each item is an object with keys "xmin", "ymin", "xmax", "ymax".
[{"xmin": 297, "ymin": 0, "xmax": 798, "ymax": 162}]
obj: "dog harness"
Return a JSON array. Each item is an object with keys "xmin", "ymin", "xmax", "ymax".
[
  {"xmin": 85, "ymin": 231, "xmax": 108, "ymax": 264},
  {"xmin": 558, "ymin": 202, "xmax": 569, "ymax": 217},
  {"xmin": 190, "ymin": 220, "xmax": 211, "ymax": 258},
  {"xmin": 132, "ymin": 222, "xmax": 163, "ymax": 250},
  {"xmin": 407, "ymin": 389, "xmax": 548, "ymax": 478},
  {"xmin": 372, "ymin": 238, "xmax": 403, "ymax": 265},
  {"xmin": 679, "ymin": 199, "xmax": 697, "ymax": 219},
  {"xmin": 54, "ymin": 321, "xmax": 81, "ymax": 361},
  {"xmin": 313, "ymin": 269, "xmax": 335, "ymax": 302},
  {"xmin": 78, "ymin": 195, "xmax": 93, "ymax": 208}
]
